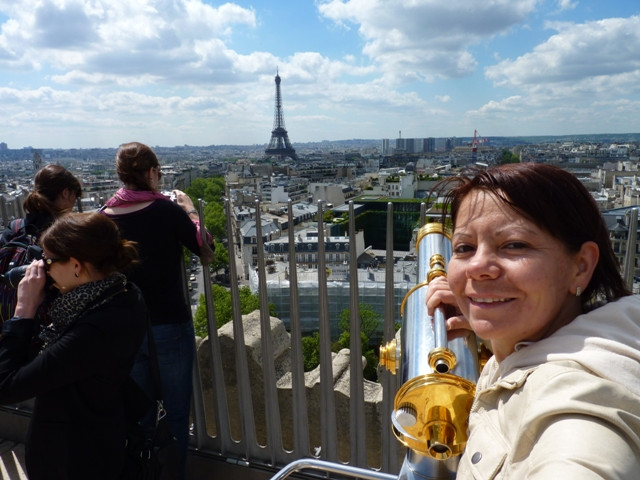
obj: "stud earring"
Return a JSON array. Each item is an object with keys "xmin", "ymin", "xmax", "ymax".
[
  {"xmin": 74, "ymin": 272, "xmax": 79, "ymax": 278},
  {"xmin": 576, "ymin": 286, "xmax": 582, "ymax": 297}
]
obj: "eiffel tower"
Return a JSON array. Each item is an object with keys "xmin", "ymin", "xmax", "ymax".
[{"xmin": 265, "ymin": 70, "xmax": 298, "ymax": 161}]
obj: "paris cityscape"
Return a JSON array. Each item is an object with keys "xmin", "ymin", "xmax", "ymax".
[
  {"xmin": 2, "ymin": 128, "xmax": 640, "ymax": 479},
  {"xmin": 2, "ymin": 2, "xmax": 640, "ymax": 479}
]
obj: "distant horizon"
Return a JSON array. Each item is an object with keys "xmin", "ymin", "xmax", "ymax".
[{"xmin": 3, "ymin": 132, "xmax": 640, "ymax": 152}]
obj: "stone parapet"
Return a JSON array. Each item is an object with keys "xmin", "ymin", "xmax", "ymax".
[{"xmin": 196, "ymin": 310, "xmax": 403, "ymax": 467}]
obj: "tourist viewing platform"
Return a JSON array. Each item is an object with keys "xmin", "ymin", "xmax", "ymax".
[{"xmin": 1, "ymin": 138, "xmax": 640, "ymax": 479}]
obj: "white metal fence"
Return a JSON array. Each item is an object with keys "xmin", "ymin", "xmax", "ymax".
[{"xmin": 189, "ymin": 199, "xmax": 408, "ymax": 476}]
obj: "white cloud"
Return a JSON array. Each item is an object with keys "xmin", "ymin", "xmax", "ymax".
[
  {"xmin": 0, "ymin": 1, "xmax": 637, "ymax": 147},
  {"xmin": 318, "ymin": 0, "xmax": 541, "ymax": 81},
  {"xmin": 0, "ymin": 0, "xmax": 258, "ymax": 83},
  {"xmin": 477, "ymin": 14, "xmax": 640, "ymax": 136},
  {"xmin": 486, "ymin": 16, "xmax": 640, "ymax": 90},
  {"xmin": 556, "ymin": 0, "xmax": 577, "ymax": 11}
]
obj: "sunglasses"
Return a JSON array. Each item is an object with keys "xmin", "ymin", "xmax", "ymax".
[{"xmin": 43, "ymin": 256, "xmax": 62, "ymax": 271}]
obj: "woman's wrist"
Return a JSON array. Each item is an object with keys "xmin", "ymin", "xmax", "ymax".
[
  {"xmin": 2, "ymin": 315, "xmax": 36, "ymax": 337},
  {"xmin": 13, "ymin": 305, "xmax": 36, "ymax": 318}
]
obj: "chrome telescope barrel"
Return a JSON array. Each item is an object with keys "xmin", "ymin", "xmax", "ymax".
[{"xmin": 381, "ymin": 223, "xmax": 480, "ymax": 479}]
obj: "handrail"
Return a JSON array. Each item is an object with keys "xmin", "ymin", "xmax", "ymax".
[{"xmin": 269, "ymin": 458, "xmax": 397, "ymax": 480}]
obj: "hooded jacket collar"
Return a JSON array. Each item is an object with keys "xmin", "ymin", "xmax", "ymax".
[{"xmin": 479, "ymin": 295, "xmax": 640, "ymax": 396}]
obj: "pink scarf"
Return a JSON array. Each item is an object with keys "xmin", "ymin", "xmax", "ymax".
[
  {"xmin": 103, "ymin": 188, "xmax": 169, "ymax": 207},
  {"xmin": 104, "ymin": 188, "xmax": 211, "ymax": 247}
]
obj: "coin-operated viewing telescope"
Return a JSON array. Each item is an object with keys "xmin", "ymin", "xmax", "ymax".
[{"xmin": 380, "ymin": 223, "xmax": 482, "ymax": 479}]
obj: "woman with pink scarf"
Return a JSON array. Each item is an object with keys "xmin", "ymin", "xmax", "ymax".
[{"xmin": 101, "ymin": 141, "xmax": 213, "ymax": 479}]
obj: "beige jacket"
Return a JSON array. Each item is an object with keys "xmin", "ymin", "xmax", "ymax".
[{"xmin": 457, "ymin": 295, "xmax": 640, "ymax": 479}]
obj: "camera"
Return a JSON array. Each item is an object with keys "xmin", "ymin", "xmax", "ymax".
[
  {"xmin": 162, "ymin": 190, "xmax": 177, "ymax": 202},
  {"xmin": 1, "ymin": 245, "xmax": 43, "ymax": 289},
  {"xmin": 2, "ymin": 265, "xmax": 30, "ymax": 288}
]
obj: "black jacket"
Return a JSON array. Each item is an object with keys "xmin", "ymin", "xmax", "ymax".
[
  {"xmin": 0, "ymin": 282, "xmax": 148, "ymax": 480},
  {"xmin": 0, "ymin": 211, "xmax": 54, "ymax": 246},
  {"xmin": 104, "ymin": 200, "xmax": 200, "ymax": 325}
]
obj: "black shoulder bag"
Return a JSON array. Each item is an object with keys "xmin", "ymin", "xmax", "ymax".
[{"xmin": 121, "ymin": 320, "xmax": 181, "ymax": 480}]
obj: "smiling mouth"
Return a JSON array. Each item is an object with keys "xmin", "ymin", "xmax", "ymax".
[{"xmin": 470, "ymin": 297, "xmax": 511, "ymax": 304}]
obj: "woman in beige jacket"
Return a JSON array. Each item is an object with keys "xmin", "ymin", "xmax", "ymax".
[{"xmin": 427, "ymin": 162, "xmax": 640, "ymax": 479}]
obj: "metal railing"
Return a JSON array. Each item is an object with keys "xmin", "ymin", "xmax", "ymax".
[
  {"xmin": 0, "ymin": 197, "xmax": 408, "ymax": 479},
  {"xmin": 189, "ymin": 199, "xmax": 404, "ymax": 477},
  {"xmin": 269, "ymin": 459, "xmax": 397, "ymax": 480}
]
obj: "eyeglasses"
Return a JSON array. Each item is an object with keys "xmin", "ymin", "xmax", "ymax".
[{"xmin": 43, "ymin": 256, "xmax": 61, "ymax": 271}]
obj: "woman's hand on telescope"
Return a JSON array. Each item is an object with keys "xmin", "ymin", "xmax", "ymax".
[{"xmin": 426, "ymin": 276, "xmax": 472, "ymax": 337}]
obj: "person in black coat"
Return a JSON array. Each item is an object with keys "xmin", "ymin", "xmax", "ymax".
[{"xmin": 0, "ymin": 212, "xmax": 148, "ymax": 480}]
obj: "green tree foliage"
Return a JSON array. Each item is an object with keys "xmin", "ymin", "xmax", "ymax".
[
  {"xmin": 210, "ymin": 240, "xmax": 229, "ymax": 273},
  {"xmin": 187, "ymin": 176, "xmax": 225, "ymax": 203},
  {"xmin": 300, "ymin": 303, "xmax": 383, "ymax": 381},
  {"xmin": 322, "ymin": 210, "xmax": 334, "ymax": 223},
  {"xmin": 337, "ymin": 303, "xmax": 382, "ymax": 340},
  {"xmin": 192, "ymin": 285, "xmax": 276, "ymax": 338},
  {"xmin": 203, "ymin": 201, "xmax": 226, "ymax": 240},
  {"xmin": 335, "ymin": 304, "xmax": 383, "ymax": 381},
  {"xmin": 500, "ymin": 149, "xmax": 520, "ymax": 164},
  {"xmin": 301, "ymin": 332, "xmax": 321, "ymax": 372},
  {"xmin": 185, "ymin": 176, "xmax": 227, "ymax": 241}
]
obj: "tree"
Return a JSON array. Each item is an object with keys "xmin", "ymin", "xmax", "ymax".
[
  {"xmin": 185, "ymin": 176, "xmax": 227, "ymax": 240},
  {"xmin": 210, "ymin": 240, "xmax": 229, "ymax": 274},
  {"xmin": 301, "ymin": 332, "xmax": 321, "ymax": 371},
  {"xmin": 335, "ymin": 303, "xmax": 383, "ymax": 381},
  {"xmin": 192, "ymin": 285, "xmax": 276, "ymax": 338},
  {"xmin": 185, "ymin": 176, "xmax": 228, "ymax": 271},
  {"xmin": 187, "ymin": 176, "xmax": 225, "ymax": 204},
  {"xmin": 500, "ymin": 149, "xmax": 520, "ymax": 164},
  {"xmin": 299, "ymin": 304, "xmax": 387, "ymax": 378},
  {"xmin": 204, "ymin": 201, "xmax": 227, "ymax": 240},
  {"xmin": 337, "ymin": 303, "xmax": 382, "ymax": 340},
  {"xmin": 323, "ymin": 210, "xmax": 334, "ymax": 223}
]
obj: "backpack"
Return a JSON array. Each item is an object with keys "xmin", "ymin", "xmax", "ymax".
[{"xmin": 0, "ymin": 218, "xmax": 43, "ymax": 323}]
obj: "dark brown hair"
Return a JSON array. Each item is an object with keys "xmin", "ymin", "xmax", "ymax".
[
  {"xmin": 436, "ymin": 162, "xmax": 630, "ymax": 308},
  {"xmin": 40, "ymin": 212, "xmax": 138, "ymax": 274},
  {"xmin": 24, "ymin": 164, "xmax": 82, "ymax": 216},
  {"xmin": 115, "ymin": 142, "xmax": 160, "ymax": 191}
]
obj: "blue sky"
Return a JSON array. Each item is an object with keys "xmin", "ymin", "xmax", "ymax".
[{"xmin": 0, "ymin": 0, "xmax": 638, "ymax": 149}]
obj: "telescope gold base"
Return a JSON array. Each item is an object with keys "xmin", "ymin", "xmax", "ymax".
[{"xmin": 392, "ymin": 373, "xmax": 475, "ymax": 460}]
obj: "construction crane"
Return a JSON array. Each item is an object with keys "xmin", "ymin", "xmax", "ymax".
[{"xmin": 471, "ymin": 129, "xmax": 487, "ymax": 163}]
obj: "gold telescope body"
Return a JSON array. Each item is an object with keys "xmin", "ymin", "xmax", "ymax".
[{"xmin": 380, "ymin": 223, "xmax": 480, "ymax": 478}]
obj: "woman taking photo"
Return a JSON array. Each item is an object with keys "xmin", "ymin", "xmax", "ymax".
[
  {"xmin": 426, "ymin": 162, "xmax": 640, "ymax": 478},
  {"xmin": 0, "ymin": 213, "xmax": 147, "ymax": 480},
  {"xmin": 101, "ymin": 141, "xmax": 213, "ymax": 479}
]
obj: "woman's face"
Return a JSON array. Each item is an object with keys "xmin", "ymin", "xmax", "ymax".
[
  {"xmin": 149, "ymin": 166, "xmax": 162, "ymax": 191},
  {"xmin": 43, "ymin": 249, "xmax": 81, "ymax": 293},
  {"xmin": 447, "ymin": 190, "xmax": 588, "ymax": 361},
  {"xmin": 54, "ymin": 188, "xmax": 77, "ymax": 213}
]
